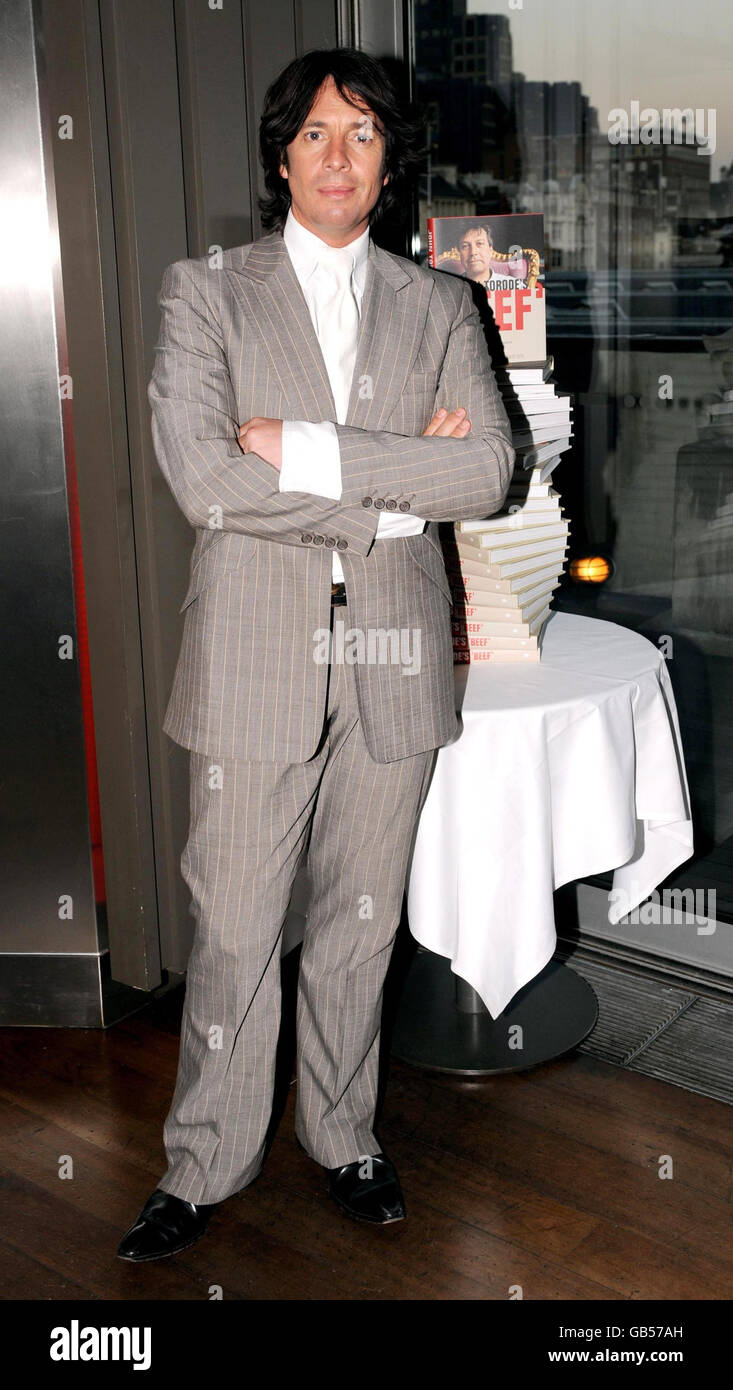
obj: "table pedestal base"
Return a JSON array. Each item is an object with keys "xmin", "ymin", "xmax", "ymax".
[{"xmin": 390, "ymin": 949, "xmax": 598, "ymax": 1076}]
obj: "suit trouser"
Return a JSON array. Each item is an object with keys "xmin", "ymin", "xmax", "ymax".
[{"xmin": 159, "ymin": 596, "xmax": 437, "ymax": 1203}]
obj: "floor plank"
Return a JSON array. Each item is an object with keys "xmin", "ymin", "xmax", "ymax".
[{"xmin": 0, "ymin": 982, "xmax": 729, "ymax": 1301}]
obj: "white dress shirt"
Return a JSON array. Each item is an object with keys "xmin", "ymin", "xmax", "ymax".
[{"xmin": 278, "ymin": 206, "xmax": 426, "ymax": 582}]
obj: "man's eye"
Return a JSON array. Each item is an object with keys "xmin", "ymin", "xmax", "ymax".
[{"xmin": 304, "ymin": 130, "xmax": 373, "ymax": 143}]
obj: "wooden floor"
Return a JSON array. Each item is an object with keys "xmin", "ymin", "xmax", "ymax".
[{"xmin": 1, "ymin": 950, "xmax": 731, "ymax": 1301}]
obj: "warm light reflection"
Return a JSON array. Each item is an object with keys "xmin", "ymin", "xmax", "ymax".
[{"xmin": 569, "ymin": 556, "xmax": 613, "ymax": 583}]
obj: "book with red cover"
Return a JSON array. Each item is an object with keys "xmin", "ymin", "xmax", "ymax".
[{"xmin": 426, "ymin": 213, "xmax": 545, "ymax": 366}]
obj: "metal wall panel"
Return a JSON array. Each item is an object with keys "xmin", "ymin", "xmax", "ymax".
[{"xmin": 0, "ymin": 1, "xmax": 100, "ymax": 992}]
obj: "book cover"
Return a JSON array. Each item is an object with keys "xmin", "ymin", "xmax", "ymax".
[
  {"xmin": 510, "ymin": 423, "xmax": 573, "ymax": 449},
  {"xmin": 505, "ymin": 388, "xmax": 571, "ymax": 410},
  {"xmin": 449, "ymin": 576, "xmax": 559, "ymax": 608},
  {"xmin": 456, "ymin": 494, "xmax": 563, "ymax": 532},
  {"xmin": 455, "ymin": 546, "xmax": 569, "ymax": 580},
  {"xmin": 457, "ymin": 520, "xmax": 568, "ymax": 547},
  {"xmin": 506, "ymin": 471, "xmax": 554, "ymax": 497},
  {"xmin": 505, "ymin": 407, "xmax": 572, "ymax": 428},
  {"xmin": 452, "ymin": 626, "xmax": 538, "ymax": 650},
  {"xmin": 453, "ymin": 647, "xmax": 541, "ymax": 664},
  {"xmin": 426, "ymin": 213, "xmax": 546, "ymax": 366},
  {"xmin": 452, "ymin": 604, "xmax": 552, "ymax": 663},
  {"xmin": 449, "ymin": 559, "xmax": 563, "ymax": 595},
  {"xmin": 452, "ymin": 593, "xmax": 552, "ymax": 627},
  {"xmin": 496, "ymin": 359, "xmax": 553, "ymax": 384},
  {"xmin": 514, "ymin": 447, "xmax": 570, "ymax": 481}
]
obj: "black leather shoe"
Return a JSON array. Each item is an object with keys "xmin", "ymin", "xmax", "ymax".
[
  {"xmin": 326, "ymin": 1153, "xmax": 406, "ymax": 1225},
  {"xmin": 117, "ymin": 1188, "xmax": 217, "ymax": 1262}
]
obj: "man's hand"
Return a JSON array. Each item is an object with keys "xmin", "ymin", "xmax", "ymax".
[
  {"xmin": 238, "ymin": 417, "xmax": 283, "ymax": 471},
  {"xmin": 422, "ymin": 406, "xmax": 471, "ymax": 437}
]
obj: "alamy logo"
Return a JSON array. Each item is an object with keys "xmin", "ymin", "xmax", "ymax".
[
  {"xmin": 50, "ymin": 1320, "xmax": 151, "ymax": 1370},
  {"xmin": 607, "ymin": 102, "xmax": 715, "ymax": 156},
  {"xmin": 609, "ymin": 884, "xmax": 716, "ymax": 933},
  {"xmin": 313, "ymin": 621, "xmax": 422, "ymax": 674}
]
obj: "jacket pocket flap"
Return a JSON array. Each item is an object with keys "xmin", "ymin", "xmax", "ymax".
[
  {"xmin": 404, "ymin": 532, "xmax": 452, "ymax": 601},
  {"xmin": 179, "ymin": 531, "xmax": 257, "ymax": 611}
]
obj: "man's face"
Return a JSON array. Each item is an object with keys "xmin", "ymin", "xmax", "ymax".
[
  {"xmin": 458, "ymin": 228, "xmax": 493, "ymax": 282},
  {"xmin": 279, "ymin": 75, "xmax": 389, "ymax": 245}
]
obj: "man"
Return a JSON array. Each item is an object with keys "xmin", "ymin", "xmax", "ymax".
[
  {"xmin": 457, "ymin": 222, "xmax": 534, "ymax": 289},
  {"xmin": 118, "ymin": 47, "xmax": 514, "ymax": 1261}
]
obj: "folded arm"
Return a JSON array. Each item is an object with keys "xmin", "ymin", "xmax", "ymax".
[
  {"xmin": 149, "ymin": 260, "xmax": 515, "ymax": 553},
  {"xmin": 278, "ymin": 279, "xmax": 515, "ymax": 521},
  {"xmin": 147, "ymin": 260, "xmax": 380, "ymax": 554},
  {"xmin": 332, "ymin": 279, "xmax": 515, "ymax": 520}
]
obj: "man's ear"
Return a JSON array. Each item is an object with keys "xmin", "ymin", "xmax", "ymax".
[{"xmin": 279, "ymin": 153, "xmax": 289, "ymax": 180}]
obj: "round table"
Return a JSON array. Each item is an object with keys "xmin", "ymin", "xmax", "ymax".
[{"xmin": 391, "ymin": 611, "xmax": 694, "ymax": 1074}]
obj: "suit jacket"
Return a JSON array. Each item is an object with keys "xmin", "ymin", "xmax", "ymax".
[{"xmin": 148, "ymin": 228, "xmax": 515, "ymax": 763}]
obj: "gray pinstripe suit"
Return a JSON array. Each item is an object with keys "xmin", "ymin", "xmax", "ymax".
[{"xmin": 148, "ymin": 228, "xmax": 514, "ymax": 1199}]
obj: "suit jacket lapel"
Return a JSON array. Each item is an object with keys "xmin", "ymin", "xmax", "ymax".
[{"xmin": 226, "ymin": 229, "xmax": 433, "ymax": 430}]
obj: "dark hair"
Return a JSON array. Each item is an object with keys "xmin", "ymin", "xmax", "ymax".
[
  {"xmin": 456, "ymin": 221, "xmax": 495, "ymax": 247},
  {"xmin": 258, "ymin": 47, "xmax": 426, "ymax": 232}
]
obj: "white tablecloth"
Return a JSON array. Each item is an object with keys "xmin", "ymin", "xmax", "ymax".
[{"xmin": 405, "ymin": 611, "xmax": 694, "ymax": 1019}]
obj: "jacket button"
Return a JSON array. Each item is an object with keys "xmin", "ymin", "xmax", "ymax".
[
  {"xmin": 374, "ymin": 498, "xmax": 385, "ymax": 509},
  {"xmin": 398, "ymin": 501, "xmax": 410, "ymax": 511},
  {"xmin": 301, "ymin": 532, "xmax": 313, "ymax": 543},
  {"xmin": 385, "ymin": 499, "xmax": 397, "ymax": 510},
  {"xmin": 324, "ymin": 536, "xmax": 336, "ymax": 548},
  {"xmin": 312, "ymin": 534, "xmax": 324, "ymax": 545},
  {"xmin": 336, "ymin": 539, "xmax": 348, "ymax": 550},
  {"xmin": 361, "ymin": 497, "xmax": 373, "ymax": 508}
]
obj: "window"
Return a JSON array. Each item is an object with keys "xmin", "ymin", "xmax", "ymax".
[{"xmin": 411, "ymin": 0, "xmax": 733, "ymax": 929}]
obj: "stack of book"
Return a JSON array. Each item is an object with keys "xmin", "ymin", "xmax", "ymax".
[
  {"xmin": 449, "ymin": 467, "xmax": 570, "ymax": 664},
  {"xmin": 448, "ymin": 355, "xmax": 573, "ymax": 665},
  {"xmin": 494, "ymin": 355, "xmax": 572, "ymax": 481},
  {"xmin": 425, "ymin": 211, "xmax": 574, "ymax": 663}
]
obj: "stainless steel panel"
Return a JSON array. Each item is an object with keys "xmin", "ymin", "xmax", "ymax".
[{"xmin": 0, "ymin": 0, "xmax": 99, "ymax": 960}]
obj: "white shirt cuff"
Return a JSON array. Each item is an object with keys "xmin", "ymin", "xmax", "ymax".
[{"xmin": 279, "ymin": 420, "xmax": 342, "ymax": 500}]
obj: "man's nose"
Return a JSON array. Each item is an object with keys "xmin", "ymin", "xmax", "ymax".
[{"xmin": 324, "ymin": 138, "xmax": 350, "ymax": 168}]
